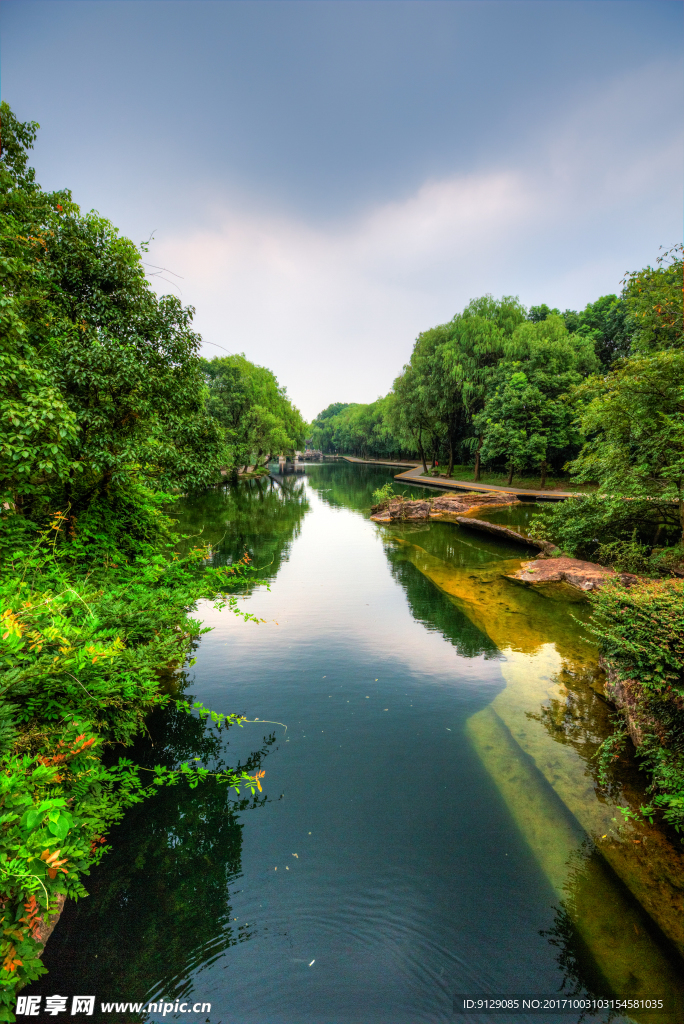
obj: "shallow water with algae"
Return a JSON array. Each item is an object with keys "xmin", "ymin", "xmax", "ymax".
[{"xmin": 33, "ymin": 464, "xmax": 684, "ymax": 1024}]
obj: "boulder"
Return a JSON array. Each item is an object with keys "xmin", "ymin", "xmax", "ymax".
[
  {"xmin": 506, "ymin": 556, "xmax": 639, "ymax": 596},
  {"xmin": 370, "ymin": 491, "xmax": 519, "ymax": 524}
]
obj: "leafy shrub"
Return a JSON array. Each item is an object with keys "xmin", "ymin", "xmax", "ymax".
[
  {"xmin": 649, "ymin": 545, "xmax": 684, "ymax": 577},
  {"xmin": 592, "ymin": 578, "xmax": 684, "ymax": 697},
  {"xmin": 595, "ymin": 533, "xmax": 652, "ymax": 575},
  {"xmin": 591, "ymin": 578, "xmax": 684, "ymax": 830},
  {"xmin": 0, "ymin": 509, "xmax": 266, "ymax": 1017},
  {"xmin": 372, "ymin": 482, "xmax": 395, "ymax": 505},
  {"xmin": 530, "ymin": 494, "xmax": 679, "ymax": 561}
]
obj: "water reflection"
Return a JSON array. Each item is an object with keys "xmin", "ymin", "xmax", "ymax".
[
  {"xmin": 31, "ymin": 689, "xmax": 274, "ymax": 1013},
  {"xmin": 383, "ymin": 537, "xmax": 499, "ymax": 660},
  {"xmin": 173, "ymin": 475, "xmax": 310, "ymax": 578},
  {"xmin": 305, "ymin": 460, "xmax": 436, "ymax": 513}
]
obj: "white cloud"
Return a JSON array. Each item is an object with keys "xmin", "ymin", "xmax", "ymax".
[{"xmin": 152, "ymin": 59, "xmax": 682, "ymax": 420}]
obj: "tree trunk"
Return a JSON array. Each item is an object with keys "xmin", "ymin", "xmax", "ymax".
[
  {"xmin": 473, "ymin": 435, "xmax": 483, "ymax": 482},
  {"xmin": 446, "ymin": 434, "xmax": 454, "ymax": 478},
  {"xmin": 540, "ymin": 460, "xmax": 547, "ymax": 490},
  {"xmin": 417, "ymin": 428, "xmax": 428, "ymax": 475},
  {"xmin": 507, "ymin": 463, "xmax": 514, "ymax": 486}
]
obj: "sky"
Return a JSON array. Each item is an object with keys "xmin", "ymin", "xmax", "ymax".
[{"xmin": 1, "ymin": 0, "xmax": 682, "ymax": 421}]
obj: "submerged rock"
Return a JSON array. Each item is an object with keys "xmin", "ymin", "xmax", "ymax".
[
  {"xmin": 506, "ymin": 556, "xmax": 639, "ymax": 596},
  {"xmin": 454, "ymin": 515, "xmax": 559, "ymax": 554}
]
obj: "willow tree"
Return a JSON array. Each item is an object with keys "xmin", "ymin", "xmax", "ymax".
[
  {"xmin": 203, "ymin": 354, "xmax": 306, "ymax": 477},
  {"xmin": 389, "ymin": 362, "xmax": 435, "ymax": 473}
]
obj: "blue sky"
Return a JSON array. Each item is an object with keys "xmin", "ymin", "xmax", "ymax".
[{"xmin": 2, "ymin": 0, "xmax": 682, "ymax": 419}]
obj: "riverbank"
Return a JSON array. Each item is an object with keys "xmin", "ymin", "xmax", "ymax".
[
  {"xmin": 371, "ymin": 491, "xmax": 644, "ymax": 596},
  {"xmin": 342, "ymin": 456, "xmax": 575, "ymax": 499}
]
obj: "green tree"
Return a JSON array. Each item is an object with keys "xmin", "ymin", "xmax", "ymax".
[
  {"xmin": 569, "ymin": 349, "xmax": 684, "ymax": 539},
  {"xmin": 310, "ymin": 402, "xmax": 351, "ymax": 451},
  {"xmin": 563, "ymin": 294, "xmax": 631, "ymax": 369},
  {"xmin": 1, "ymin": 102, "xmax": 223, "ymax": 520},
  {"xmin": 622, "ymin": 244, "xmax": 683, "ymax": 354},
  {"xmin": 388, "ymin": 296, "xmax": 526, "ymax": 478},
  {"xmin": 441, "ymin": 295, "xmax": 527, "ymax": 478},
  {"xmin": 390, "ymin": 358, "xmax": 441, "ymax": 473},
  {"xmin": 310, "ymin": 398, "xmax": 407, "ymax": 461},
  {"xmin": 527, "ymin": 303, "xmax": 560, "ymax": 323},
  {"xmin": 477, "ymin": 315, "xmax": 596, "ymax": 486},
  {"xmin": 202, "ymin": 355, "xmax": 306, "ymax": 478}
]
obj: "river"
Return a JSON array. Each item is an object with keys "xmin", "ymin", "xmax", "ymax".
[{"xmin": 37, "ymin": 462, "xmax": 684, "ymax": 1024}]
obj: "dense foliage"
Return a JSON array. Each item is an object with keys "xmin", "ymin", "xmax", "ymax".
[
  {"xmin": 310, "ymin": 398, "xmax": 406, "ymax": 461},
  {"xmin": 202, "ymin": 354, "xmax": 306, "ymax": 480},
  {"xmin": 591, "ymin": 580, "xmax": 684, "ymax": 832},
  {"xmin": 1, "ymin": 107, "xmax": 224, "ymax": 523},
  {"xmin": 0, "ymin": 104, "xmax": 273, "ymax": 1015},
  {"xmin": 474, "ymin": 314, "xmax": 596, "ymax": 486}
]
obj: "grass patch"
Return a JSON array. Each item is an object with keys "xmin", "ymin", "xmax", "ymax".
[{"xmin": 424, "ymin": 465, "xmax": 597, "ymax": 492}]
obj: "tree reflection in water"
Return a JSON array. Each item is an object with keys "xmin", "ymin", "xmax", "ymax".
[
  {"xmin": 306, "ymin": 461, "xmax": 432, "ymax": 514},
  {"xmin": 383, "ymin": 540, "xmax": 500, "ymax": 661},
  {"xmin": 172, "ymin": 474, "xmax": 310, "ymax": 577},
  {"xmin": 31, "ymin": 688, "xmax": 275, "ymax": 1011}
]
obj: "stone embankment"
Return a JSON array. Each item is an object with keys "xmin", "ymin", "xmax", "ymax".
[
  {"xmin": 370, "ymin": 492, "xmax": 561, "ymax": 550},
  {"xmin": 454, "ymin": 515, "xmax": 559, "ymax": 555}
]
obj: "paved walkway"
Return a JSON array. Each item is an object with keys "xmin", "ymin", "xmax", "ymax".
[
  {"xmin": 342, "ymin": 456, "xmax": 574, "ymax": 500},
  {"xmin": 342, "ymin": 456, "xmax": 418, "ymax": 469}
]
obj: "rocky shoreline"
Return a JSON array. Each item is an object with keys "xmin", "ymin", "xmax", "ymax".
[
  {"xmin": 370, "ymin": 491, "xmax": 520, "ymax": 523},
  {"xmin": 371, "ymin": 491, "xmax": 643, "ymax": 597},
  {"xmin": 371, "ymin": 490, "xmax": 674, "ymax": 800},
  {"xmin": 507, "ymin": 556, "xmax": 639, "ymax": 594}
]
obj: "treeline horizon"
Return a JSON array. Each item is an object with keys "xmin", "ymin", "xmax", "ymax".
[{"xmin": 310, "ymin": 259, "xmax": 682, "ymax": 487}]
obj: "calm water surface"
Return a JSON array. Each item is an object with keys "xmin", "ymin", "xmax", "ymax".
[{"xmin": 37, "ymin": 464, "xmax": 684, "ymax": 1024}]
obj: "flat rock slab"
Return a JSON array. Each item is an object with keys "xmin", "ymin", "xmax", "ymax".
[
  {"xmin": 370, "ymin": 492, "xmax": 519, "ymax": 523},
  {"xmin": 507, "ymin": 557, "xmax": 639, "ymax": 594}
]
